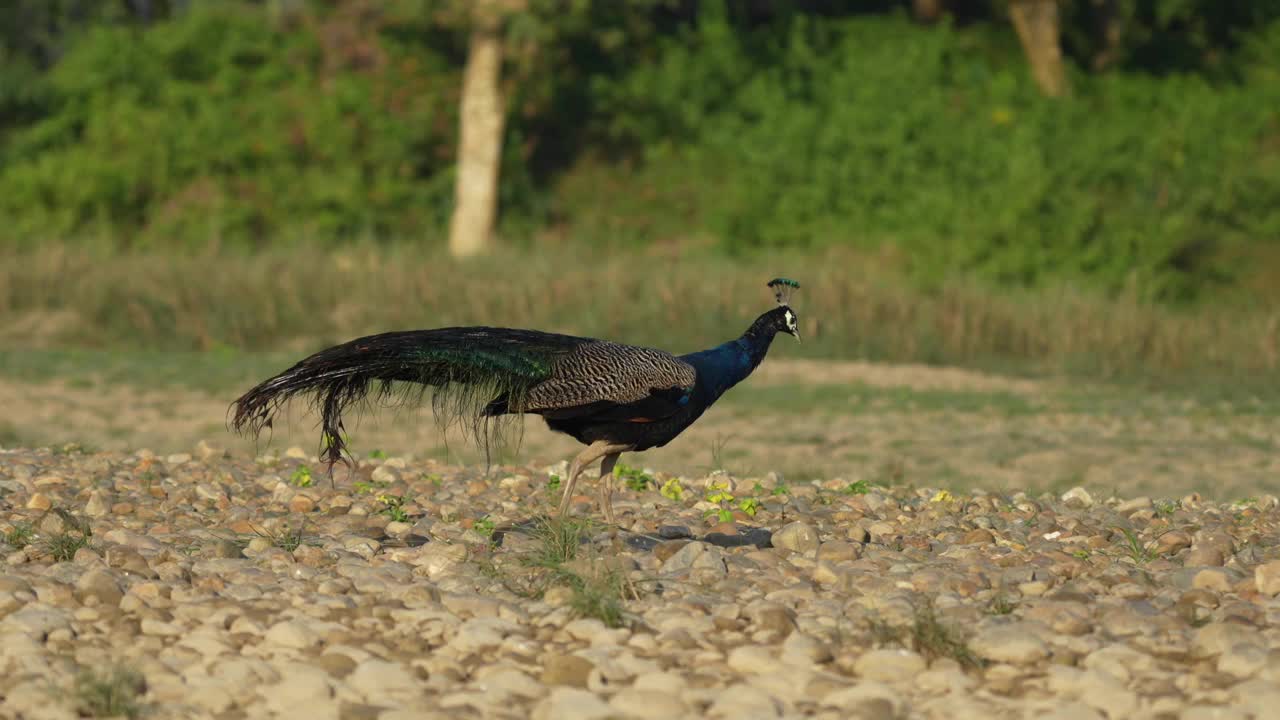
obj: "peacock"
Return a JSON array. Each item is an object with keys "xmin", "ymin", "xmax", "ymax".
[{"xmin": 231, "ymin": 278, "xmax": 801, "ymax": 523}]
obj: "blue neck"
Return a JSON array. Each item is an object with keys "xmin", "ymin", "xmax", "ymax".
[{"xmin": 680, "ymin": 315, "xmax": 779, "ymax": 400}]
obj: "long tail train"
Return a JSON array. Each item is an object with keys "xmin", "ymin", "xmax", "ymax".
[{"xmin": 229, "ymin": 327, "xmax": 583, "ymax": 468}]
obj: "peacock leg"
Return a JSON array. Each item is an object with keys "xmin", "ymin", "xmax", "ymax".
[
  {"xmin": 598, "ymin": 452, "xmax": 623, "ymax": 525},
  {"xmin": 556, "ymin": 440, "xmax": 616, "ymax": 518}
]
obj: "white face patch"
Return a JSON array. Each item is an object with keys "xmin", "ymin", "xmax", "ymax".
[{"xmin": 784, "ymin": 309, "xmax": 797, "ymax": 334}]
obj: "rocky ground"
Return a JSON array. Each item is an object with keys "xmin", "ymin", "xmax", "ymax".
[{"xmin": 2, "ymin": 442, "xmax": 1280, "ymax": 720}]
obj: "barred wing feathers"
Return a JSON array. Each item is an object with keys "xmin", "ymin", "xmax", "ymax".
[{"xmin": 522, "ymin": 341, "xmax": 696, "ymax": 415}]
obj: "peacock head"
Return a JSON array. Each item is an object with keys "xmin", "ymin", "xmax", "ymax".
[{"xmin": 766, "ymin": 278, "xmax": 801, "ymax": 343}]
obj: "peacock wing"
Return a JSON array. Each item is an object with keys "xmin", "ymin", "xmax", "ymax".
[
  {"xmin": 520, "ymin": 341, "xmax": 696, "ymax": 418},
  {"xmin": 534, "ymin": 385, "xmax": 694, "ymax": 422}
]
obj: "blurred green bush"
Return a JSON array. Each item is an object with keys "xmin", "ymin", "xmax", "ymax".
[
  {"xmin": 588, "ymin": 9, "xmax": 1280, "ymax": 302},
  {"xmin": 0, "ymin": 2, "xmax": 463, "ymax": 248},
  {"xmin": 0, "ymin": 1, "xmax": 1277, "ymax": 303}
]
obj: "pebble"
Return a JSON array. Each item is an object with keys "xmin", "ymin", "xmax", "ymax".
[
  {"xmin": 727, "ymin": 644, "xmax": 778, "ymax": 674},
  {"xmin": 0, "ymin": 447, "xmax": 1278, "ymax": 720},
  {"xmin": 659, "ymin": 541, "xmax": 726, "ymax": 577},
  {"xmin": 531, "ymin": 688, "xmax": 613, "ymax": 720},
  {"xmin": 1255, "ymin": 560, "xmax": 1280, "ymax": 596},
  {"xmin": 74, "ymin": 568, "xmax": 123, "ymax": 606},
  {"xmin": 817, "ymin": 540, "xmax": 862, "ymax": 562},
  {"xmin": 1061, "ymin": 487, "xmax": 1094, "ymax": 508},
  {"xmin": 25, "ymin": 492, "xmax": 52, "ymax": 511},
  {"xmin": 820, "ymin": 680, "xmax": 904, "ymax": 716},
  {"xmin": 346, "ymin": 659, "xmax": 422, "ymax": 704},
  {"xmin": 541, "ymin": 654, "xmax": 595, "ymax": 688},
  {"xmin": 970, "ymin": 625, "xmax": 1049, "ymax": 665},
  {"xmin": 772, "ymin": 521, "xmax": 820, "ymax": 553},
  {"xmin": 1191, "ymin": 623, "xmax": 1259, "ymax": 659},
  {"xmin": 962, "ymin": 528, "xmax": 996, "ymax": 545},
  {"xmin": 264, "ymin": 619, "xmax": 323, "ymax": 650},
  {"xmin": 608, "ymin": 688, "xmax": 692, "ymax": 719},
  {"xmin": 854, "ymin": 648, "xmax": 927, "ymax": 682},
  {"xmin": 707, "ymin": 683, "xmax": 784, "ymax": 719},
  {"xmin": 1217, "ymin": 643, "xmax": 1268, "ymax": 679}
]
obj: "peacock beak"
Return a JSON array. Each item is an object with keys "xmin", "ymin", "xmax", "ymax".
[{"xmin": 792, "ymin": 329, "xmax": 802, "ymax": 344}]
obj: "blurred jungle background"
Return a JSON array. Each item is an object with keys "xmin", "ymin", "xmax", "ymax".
[{"xmin": 1, "ymin": 0, "xmax": 1278, "ymax": 496}]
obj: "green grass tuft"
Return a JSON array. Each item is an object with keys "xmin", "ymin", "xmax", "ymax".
[
  {"xmin": 251, "ymin": 519, "xmax": 314, "ymax": 553},
  {"xmin": 72, "ymin": 665, "xmax": 146, "ymax": 719},
  {"xmin": 480, "ymin": 516, "xmax": 634, "ymax": 628},
  {"xmin": 908, "ymin": 602, "xmax": 982, "ymax": 670},
  {"xmin": 870, "ymin": 600, "xmax": 983, "ymax": 671},
  {"xmin": 1114, "ymin": 526, "xmax": 1157, "ymax": 565},
  {"xmin": 4, "ymin": 522, "xmax": 35, "ymax": 550},
  {"xmin": 43, "ymin": 511, "xmax": 93, "ymax": 562}
]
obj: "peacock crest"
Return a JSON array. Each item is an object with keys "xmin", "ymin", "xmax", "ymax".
[{"xmin": 768, "ymin": 277, "xmax": 800, "ymax": 306}]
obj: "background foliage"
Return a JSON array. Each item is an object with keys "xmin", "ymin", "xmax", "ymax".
[{"xmin": 1, "ymin": 0, "xmax": 1278, "ymax": 303}]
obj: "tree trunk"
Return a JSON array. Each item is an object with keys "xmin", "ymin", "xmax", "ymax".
[
  {"xmin": 1009, "ymin": 0, "xmax": 1069, "ymax": 97},
  {"xmin": 911, "ymin": 0, "xmax": 946, "ymax": 24},
  {"xmin": 1090, "ymin": 0, "xmax": 1124, "ymax": 70},
  {"xmin": 448, "ymin": 4, "xmax": 505, "ymax": 259}
]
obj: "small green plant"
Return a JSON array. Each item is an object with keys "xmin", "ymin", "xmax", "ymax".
[
  {"xmin": 546, "ymin": 474, "xmax": 562, "ymax": 493},
  {"xmin": 908, "ymin": 602, "xmax": 981, "ymax": 670},
  {"xmin": 4, "ymin": 522, "xmax": 34, "ymax": 550},
  {"xmin": 1115, "ymin": 527, "xmax": 1156, "ymax": 565},
  {"xmin": 841, "ymin": 480, "xmax": 872, "ymax": 495},
  {"xmin": 289, "ymin": 466, "xmax": 313, "ymax": 487},
  {"xmin": 737, "ymin": 497, "xmax": 762, "ymax": 517},
  {"xmin": 53, "ymin": 442, "xmax": 96, "ymax": 456},
  {"xmin": 1070, "ymin": 548, "xmax": 1092, "ymax": 561},
  {"xmin": 255, "ymin": 520, "xmax": 310, "ymax": 553},
  {"xmin": 173, "ymin": 542, "xmax": 201, "ymax": 557},
  {"xmin": 1187, "ymin": 612, "xmax": 1213, "ymax": 629},
  {"xmin": 353, "ymin": 479, "xmax": 391, "ymax": 494},
  {"xmin": 44, "ymin": 511, "xmax": 93, "ymax": 561},
  {"xmin": 771, "ymin": 484, "xmax": 790, "ymax": 496},
  {"xmin": 533, "ymin": 518, "xmax": 629, "ymax": 627},
  {"xmin": 72, "ymin": 665, "xmax": 146, "ymax": 719},
  {"xmin": 659, "ymin": 478, "xmax": 684, "ymax": 502},
  {"xmin": 1154, "ymin": 499, "xmax": 1178, "ymax": 517},
  {"xmin": 987, "ymin": 593, "xmax": 1017, "ymax": 616},
  {"xmin": 867, "ymin": 617, "xmax": 902, "ymax": 647},
  {"xmin": 866, "ymin": 600, "xmax": 981, "ymax": 671},
  {"xmin": 704, "ymin": 507, "xmax": 735, "ymax": 523},
  {"xmin": 703, "ymin": 480, "xmax": 738, "ymax": 523},
  {"xmin": 368, "ymin": 449, "xmax": 388, "ymax": 460},
  {"xmin": 567, "ymin": 568, "xmax": 628, "ymax": 628},
  {"xmin": 423, "ymin": 473, "xmax": 444, "ymax": 487},
  {"xmin": 705, "ymin": 480, "xmax": 734, "ymax": 504},
  {"xmin": 376, "ymin": 494, "xmax": 410, "ymax": 523},
  {"xmin": 473, "ymin": 515, "xmax": 497, "ymax": 538},
  {"xmin": 614, "ymin": 463, "xmax": 654, "ymax": 492},
  {"xmin": 529, "ymin": 516, "xmax": 592, "ymax": 567},
  {"xmin": 480, "ymin": 516, "xmax": 633, "ymax": 628}
]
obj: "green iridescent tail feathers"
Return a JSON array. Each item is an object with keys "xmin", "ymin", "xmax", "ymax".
[
  {"xmin": 229, "ymin": 327, "xmax": 585, "ymax": 471},
  {"xmin": 768, "ymin": 277, "xmax": 800, "ymax": 306}
]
